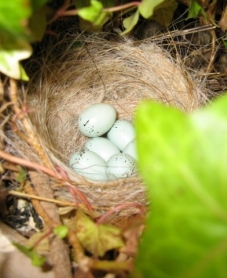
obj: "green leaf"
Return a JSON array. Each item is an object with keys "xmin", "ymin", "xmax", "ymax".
[
  {"xmin": 53, "ymin": 225, "xmax": 69, "ymax": 239},
  {"xmin": 0, "ymin": 40, "xmax": 32, "ymax": 80},
  {"xmin": 28, "ymin": 5, "xmax": 52, "ymax": 41},
  {"xmin": 188, "ymin": 0, "xmax": 206, "ymax": 19},
  {"xmin": 78, "ymin": 0, "xmax": 103, "ymax": 22},
  {"xmin": 152, "ymin": 0, "xmax": 178, "ymax": 26},
  {"xmin": 30, "ymin": 0, "xmax": 48, "ymax": 11},
  {"xmin": 134, "ymin": 98, "xmax": 227, "ymax": 277},
  {"xmin": 222, "ymin": 38, "xmax": 227, "ymax": 49},
  {"xmin": 139, "ymin": 0, "xmax": 165, "ymax": 19},
  {"xmin": 0, "ymin": 0, "xmax": 32, "ymax": 40},
  {"xmin": 75, "ymin": 210, "xmax": 124, "ymax": 257},
  {"xmin": 17, "ymin": 166, "xmax": 27, "ymax": 182},
  {"xmin": 121, "ymin": 9, "xmax": 140, "ymax": 35},
  {"xmin": 13, "ymin": 243, "xmax": 46, "ymax": 267}
]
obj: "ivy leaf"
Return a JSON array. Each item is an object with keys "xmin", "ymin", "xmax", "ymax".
[
  {"xmin": 139, "ymin": 0, "xmax": 165, "ymax": 19},
  {"xmin": 13, "ymin": 243, "xmax": 46, "ymax": 267},
  {"xmin": 53, "ymin": 225, "xmax": 69, "ymax": 239},
  {"xmin": 134, "ymin": 98, "xmax": 227, "ymax": 277},
  {"xmin": 122, "ymin": 9, "xmax": 140, "ymax": 35},
  {"xmin": 188, "ymin": 0, "xmax": 206, "ymax": 19},
  {"xmin": 78, "ymin": 0, "xmax": 103, "ymax": 22},
  {"xmin": 152, "ymin": 0, "xmax": 178, "ymax": 26},
  {"xmin": 75, "ymin": 210, "xmax": 124, "ymax": 257},
  {"xmin": 0, "ymin": 40, "xmax": 32, "ymax": 80}
]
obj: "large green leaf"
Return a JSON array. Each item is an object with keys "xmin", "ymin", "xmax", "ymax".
[
  {"xmin": 0, "ymin": 0, "xmax": 32, "ymax": 40},
  {"xmin": 0, "ymin": 40, "xmax": 32, "ymax": 80},
  {"xmin": 134, "ymin": 97, "xmax": 227, "ymax": 277}
]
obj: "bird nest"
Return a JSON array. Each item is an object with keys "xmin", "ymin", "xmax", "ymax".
[{"xmin": 6, "ymin": 34, "xmax": 208, "ymax": 221}]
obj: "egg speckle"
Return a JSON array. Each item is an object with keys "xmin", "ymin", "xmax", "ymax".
[
  {"xmin": 78, "ymin": 103, "xmax": 116, "ymax": 137},
  {"xmin": 69, "ymin": 150, "xmax": 107, "ymax": 181},
  {"xmin": 106, "ymin": 153, "xmax": 136, "ymax": 180}
]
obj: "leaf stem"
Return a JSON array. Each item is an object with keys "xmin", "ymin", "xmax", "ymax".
[
  {"xmin": 96, "ymin": 203, "xmax": 146, "ymax": 224},
  {"xmin": 57, "ymin": 2, "xmax": 141, "ymax": 17}
]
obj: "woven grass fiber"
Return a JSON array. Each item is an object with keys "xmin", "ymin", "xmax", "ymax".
[{"xmin": 7, "ymin": 34, "xmax": 209, "ymax": 219}]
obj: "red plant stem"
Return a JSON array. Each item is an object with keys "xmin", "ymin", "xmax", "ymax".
[
  {"xmin": 32, "ymin": 229, "xmax": 53, "ymax": 249},
  {"xmin": 0, "ymin": 150, "xmax": 61, "ymax": 179},
  {"xmin": 60, "ymin": 1, "xmax": 141, "ymax": 17},
  {"xmin": 96, "ymin": 203, "xmax": 145, "ymax": 224},
  {"xmin": 67, "ymin": 184, "xmax": 93, "ymax": 211},
  {"xmin": 103, "ymin": 1, "xmax": 141, "ymax": 12},
  {"xmin": 0, "ymin": 150, "xmax": 93, "ymax": 211}
]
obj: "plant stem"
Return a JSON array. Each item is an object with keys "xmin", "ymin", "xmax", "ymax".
[{"xmin": 96, "ymin": 203, "xmax": 146, "ymax": 224}]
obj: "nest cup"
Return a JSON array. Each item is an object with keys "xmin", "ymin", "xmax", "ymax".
[{"xmin": 19, "ymin": 35, "xmax": 207, "ymax": 218}]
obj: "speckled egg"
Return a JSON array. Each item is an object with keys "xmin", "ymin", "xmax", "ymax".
[
  {"xmin": 84, "ymin": 137, "xmax": 120, "ymax": 161},
  {"xmin": 78, "ymin": 103, "xmax": 116, "ymax": 137},
  {"xmin": 69, "ymin": 150, "xmax": 107, "ymax": 181},
  {"xmin": 107, "ymin": 120, "xmax": 136, "ymax": 151},
  {"xmin": 123, "ymin": 139, "xmax": 137, "ymax": 160},
  {"xmin": 106, "ymin": 153, "xmax": 136, "ymax": 180}
]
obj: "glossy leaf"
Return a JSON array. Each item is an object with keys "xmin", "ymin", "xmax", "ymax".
[
  {"xmin": 134, "ymin": 97, "xmax": 227, "ymax": 277},
  {"xmin": 75, "ymin": 210, "xmax": 124, "ymax": 257}
]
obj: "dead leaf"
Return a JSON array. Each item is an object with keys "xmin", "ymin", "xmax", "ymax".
[
  {"xmin": 218, "ymin": 6, "xmax": 227, "ymax": 32},
  {"xmin": 120, "ymin": 215, "xmax": 145, "ymax": 257},
  {"xmin": 75, "ymin": 210, "xmax": 124, "ymax": 257}
]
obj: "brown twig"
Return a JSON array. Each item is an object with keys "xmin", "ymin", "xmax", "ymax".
[
  {"xmin": 9, "ymin": 79, "xmax": 54, "ymax": 170},
  {"xmin": 8, "ymin": 189, "xmax": 77, "ymax": 207},
  {"xmin": 0, "ymin": 150, "xmax": 93, "ymax": 210}
]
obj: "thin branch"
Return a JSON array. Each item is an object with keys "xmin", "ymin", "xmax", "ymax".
[
  {"xmin": 0, "ymin": 150, "xmax": 61, "ymax": 179},
  {"xmin": 8, "ymin": 190, "xmax": 77, "ymax": 207}
]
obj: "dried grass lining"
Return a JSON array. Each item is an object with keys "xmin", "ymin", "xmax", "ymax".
[{"xmin": 8, "ymin": 35, "xmax": 208, "ymax": 218}]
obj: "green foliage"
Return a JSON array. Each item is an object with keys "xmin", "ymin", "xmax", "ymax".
[
  {"xmin": 188, "ymin": 0, "xmax": 206, "ymax": 19},
  {"xmin": 16, "ymin": 166, "xmax": 27, "ymax": 182},
  {"xmin": 122, "ymin": 0, "xmax": 178, "ymax": 34},
  {"xmin": 0, "ymin": 0, "xmax": 49, "ymax": 80},
  {"xmin": 75, "ymin": 210, "xmax": 124, "ymax": 257},
  {"xmin": 13, "ymin": 243, "xmax": 46, "ymax": 266},
  {"xmin": 134, "ymin": 97, "xmax": 227, "ymax": 277},
  {"xmin": 53, "ymin": 225, "xmax": 69, "ymax": 239},
  {"xmin": 122, "ymin": 10, "xmax": 140, "ymax": 35},
  {"xmin": 152, "ymin": 0, "xmax": 178, "ymax": 27}
]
